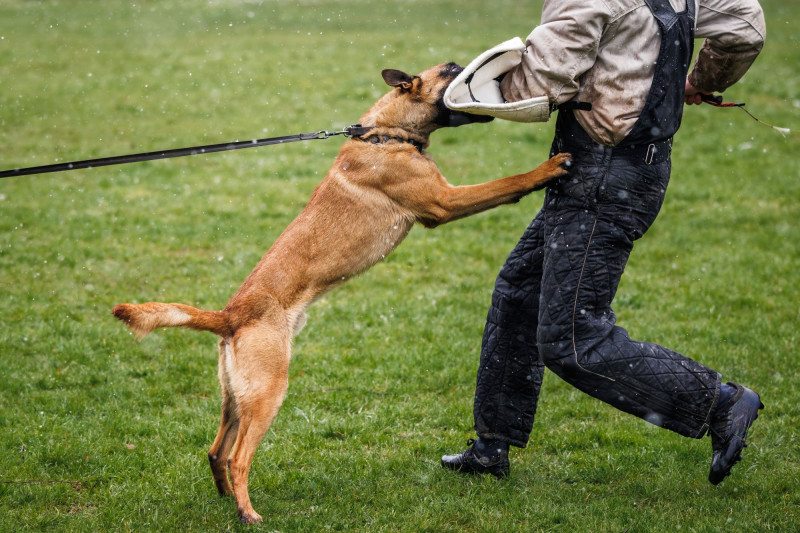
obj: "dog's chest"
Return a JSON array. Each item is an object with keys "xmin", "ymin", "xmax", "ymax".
[{"xmin": 373, "ymin": 216, "xmax": 414, "ymax": 259}]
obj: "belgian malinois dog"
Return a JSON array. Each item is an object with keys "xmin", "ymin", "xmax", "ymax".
[{"xmin": 112, "ymin": 62, "xmax": 570, "ymax": 524}]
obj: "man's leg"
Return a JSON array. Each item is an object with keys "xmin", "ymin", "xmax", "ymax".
[
  {"xmin": 474, "ymin": 211, "xmax": 548, "ymax": 447},
  {"xmin": 442, "ymin": 209, "xmax": 548, "ymax": 477},
  {"xmin": 536, "ymin": 157, "xmax": 721, "ymax": 437},
  {"xmin": 534, "ymin": 157, "xmax": 762, "ymax": 482}
]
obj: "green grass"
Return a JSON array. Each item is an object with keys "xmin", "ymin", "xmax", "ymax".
[{"xmin": 1, "ymin": 0, "xmax": 798, "ymax": 531}]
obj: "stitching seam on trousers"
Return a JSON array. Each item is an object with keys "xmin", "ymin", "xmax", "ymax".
[{"xmin": 570, "ymin": 215, "xmax": 615, "ymax": 382}]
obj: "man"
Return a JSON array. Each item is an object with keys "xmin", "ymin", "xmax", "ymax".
[{"xmin": 442, "ymin": 0, "xmax": 766, "ymax": 484}]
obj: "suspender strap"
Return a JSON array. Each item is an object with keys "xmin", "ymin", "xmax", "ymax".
[{"xmin": 644, "ymin": 0, "xmax": 695, "ymax": 29}]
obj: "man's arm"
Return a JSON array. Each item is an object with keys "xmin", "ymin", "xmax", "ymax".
[
  {"xmin": 499, "ymin": 0, "xmax": 608, "ymax": 106},
  {"xmin": 688, "ymin": 0, "xmax": 766, "ymax": 94}
]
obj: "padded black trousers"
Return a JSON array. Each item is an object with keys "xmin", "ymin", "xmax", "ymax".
[{"xmin": 473, "ymin": 141, "xmax": 722, "ymax": 448}]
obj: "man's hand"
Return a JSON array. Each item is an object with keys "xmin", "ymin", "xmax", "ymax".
[{"xmin": 684, "ymin": 78, "xmax": 710, "ymax": 105}]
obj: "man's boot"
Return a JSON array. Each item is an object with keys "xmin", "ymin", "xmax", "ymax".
[
  {"xmin": 708, "ymin": 382, "xmax": 764, "ymax": 485},
  {"xmin": 441, "ymin": 438, "xmax": 510, "ymax": 479}
]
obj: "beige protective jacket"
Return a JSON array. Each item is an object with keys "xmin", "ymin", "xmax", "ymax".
[{"xmin": 500, "ymin": 0, "xmax": 766, "ymax": 146}]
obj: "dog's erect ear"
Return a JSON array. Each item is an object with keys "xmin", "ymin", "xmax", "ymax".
[{"xmin": 382, "ymin": 69, "xmax": 419, "ymax": 91}]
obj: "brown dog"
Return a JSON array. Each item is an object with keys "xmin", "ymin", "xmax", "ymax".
[{"xmin": 112, "ymin": 62, "xmax": 570, "ymax": 524}]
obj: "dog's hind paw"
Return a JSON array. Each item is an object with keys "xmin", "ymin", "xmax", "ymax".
[{"xmin": 239, "ymin": 511, "xmax": 263, "ymax": 525}]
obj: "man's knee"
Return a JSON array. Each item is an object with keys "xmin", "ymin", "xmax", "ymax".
[
  {"xmin": 491, "ymin": 272, "xmax": 540, "ymax": 316},
  {"xmin": 537, "ymin": 325, "xmax": 599, "ymax": 379},
  {"xmin": 537, "ymin": 333, "xmax": 577, "ymax": 368}
]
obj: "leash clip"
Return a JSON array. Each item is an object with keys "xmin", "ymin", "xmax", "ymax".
[
  {"xmin": 300, "ymin": 130, "xmax": 335, "ymax": 140},
  {"xmin": 302, "ymin": 125, "xmax": 372, "ymax": 140},
  {"xmin": 265, "ymin": 124, "xmax": 374, "ymax": 142}
]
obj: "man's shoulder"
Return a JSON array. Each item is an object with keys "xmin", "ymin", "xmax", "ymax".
[
  {"xmin": 596, "ymin": 0, "xmax": 648, "ymax": 19},
  {"xmin": 546, "ymin": 0, "xmax": 648, "ymax": 22}
]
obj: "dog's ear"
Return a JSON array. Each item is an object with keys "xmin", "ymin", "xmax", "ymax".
[{"xmin": 382, "ymin": 69, "xmax": 419, "ymax": 91}]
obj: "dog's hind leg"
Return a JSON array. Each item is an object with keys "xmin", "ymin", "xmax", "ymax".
[
  {"xmin": 225, "ymin": 322, "xmax": 291, "ymax": 524},
  {"xmin": 208, "ymin": 340, "xmax": 239, "ymax": 496}
]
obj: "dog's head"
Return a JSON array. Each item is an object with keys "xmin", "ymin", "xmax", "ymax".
[{"xmin": 360, "ymin": 62, "xmax": 493, "ymax": 136}]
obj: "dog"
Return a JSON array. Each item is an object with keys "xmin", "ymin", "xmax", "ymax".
[{"xmin": 112, "ymin": 62, "xmax": 570, "ymax": 524}]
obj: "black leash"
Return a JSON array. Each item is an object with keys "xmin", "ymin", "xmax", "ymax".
[
  {"xmin": 0, "ymin": 124, "xmax": 373, "ymax": 179},
  {"xmin": 4, "ymin": 94, "xmax": 785, "ymax": 180}
]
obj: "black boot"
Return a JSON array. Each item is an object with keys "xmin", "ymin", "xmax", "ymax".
[
  {"xmin": 441, "ymin": 438, "xmax": 510, "ymax": 479},
  {"xmin": 708, "ymin": 382, "xmax": 764, "ymax": 485}
]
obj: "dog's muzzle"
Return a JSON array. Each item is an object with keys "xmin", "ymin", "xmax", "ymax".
[
  {"xmin": 439, "ymin": 109, "xmax": 495, "ymax": 128},
  {"xmin": 436, "ymin": 63, "xmax": 495, "ymax": 128}
]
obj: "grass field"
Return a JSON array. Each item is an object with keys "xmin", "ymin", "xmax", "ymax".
[{"xmin": 1, "ymin": 0, "xmax": 798, "ymax": 531}]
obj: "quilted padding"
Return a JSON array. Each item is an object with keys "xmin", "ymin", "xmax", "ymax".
[{"xmin": 473, "ymin": 120, "xmax": 721, "ymax": 447}]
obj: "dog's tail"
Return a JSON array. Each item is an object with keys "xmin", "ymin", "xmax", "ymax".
[{"xmin": 112, "ymin": 302, "xmax": 232, "ymax": 339}]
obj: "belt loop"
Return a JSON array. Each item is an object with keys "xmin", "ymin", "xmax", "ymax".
[{"xmin": 645, "ymin": 143, "xmax": 656, "ymax": 165}]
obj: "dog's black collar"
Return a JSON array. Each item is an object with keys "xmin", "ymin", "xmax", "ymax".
[{"xmin": 355, "ymin": 133, "xmax": 425, "ymax": 153}]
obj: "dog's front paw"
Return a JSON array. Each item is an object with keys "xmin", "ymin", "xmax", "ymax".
[
  {"xmin": 530, "ymin": 152, "xmax": 572, "ymax": 191},
  {"xmin": 548, "ymin": 152, "xmax": 572, "ymax": 176}
]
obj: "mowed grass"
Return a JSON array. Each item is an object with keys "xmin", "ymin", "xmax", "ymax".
[{"xmin": 0, "ymin": 0, "xmax": 798, "ymax": 531}]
